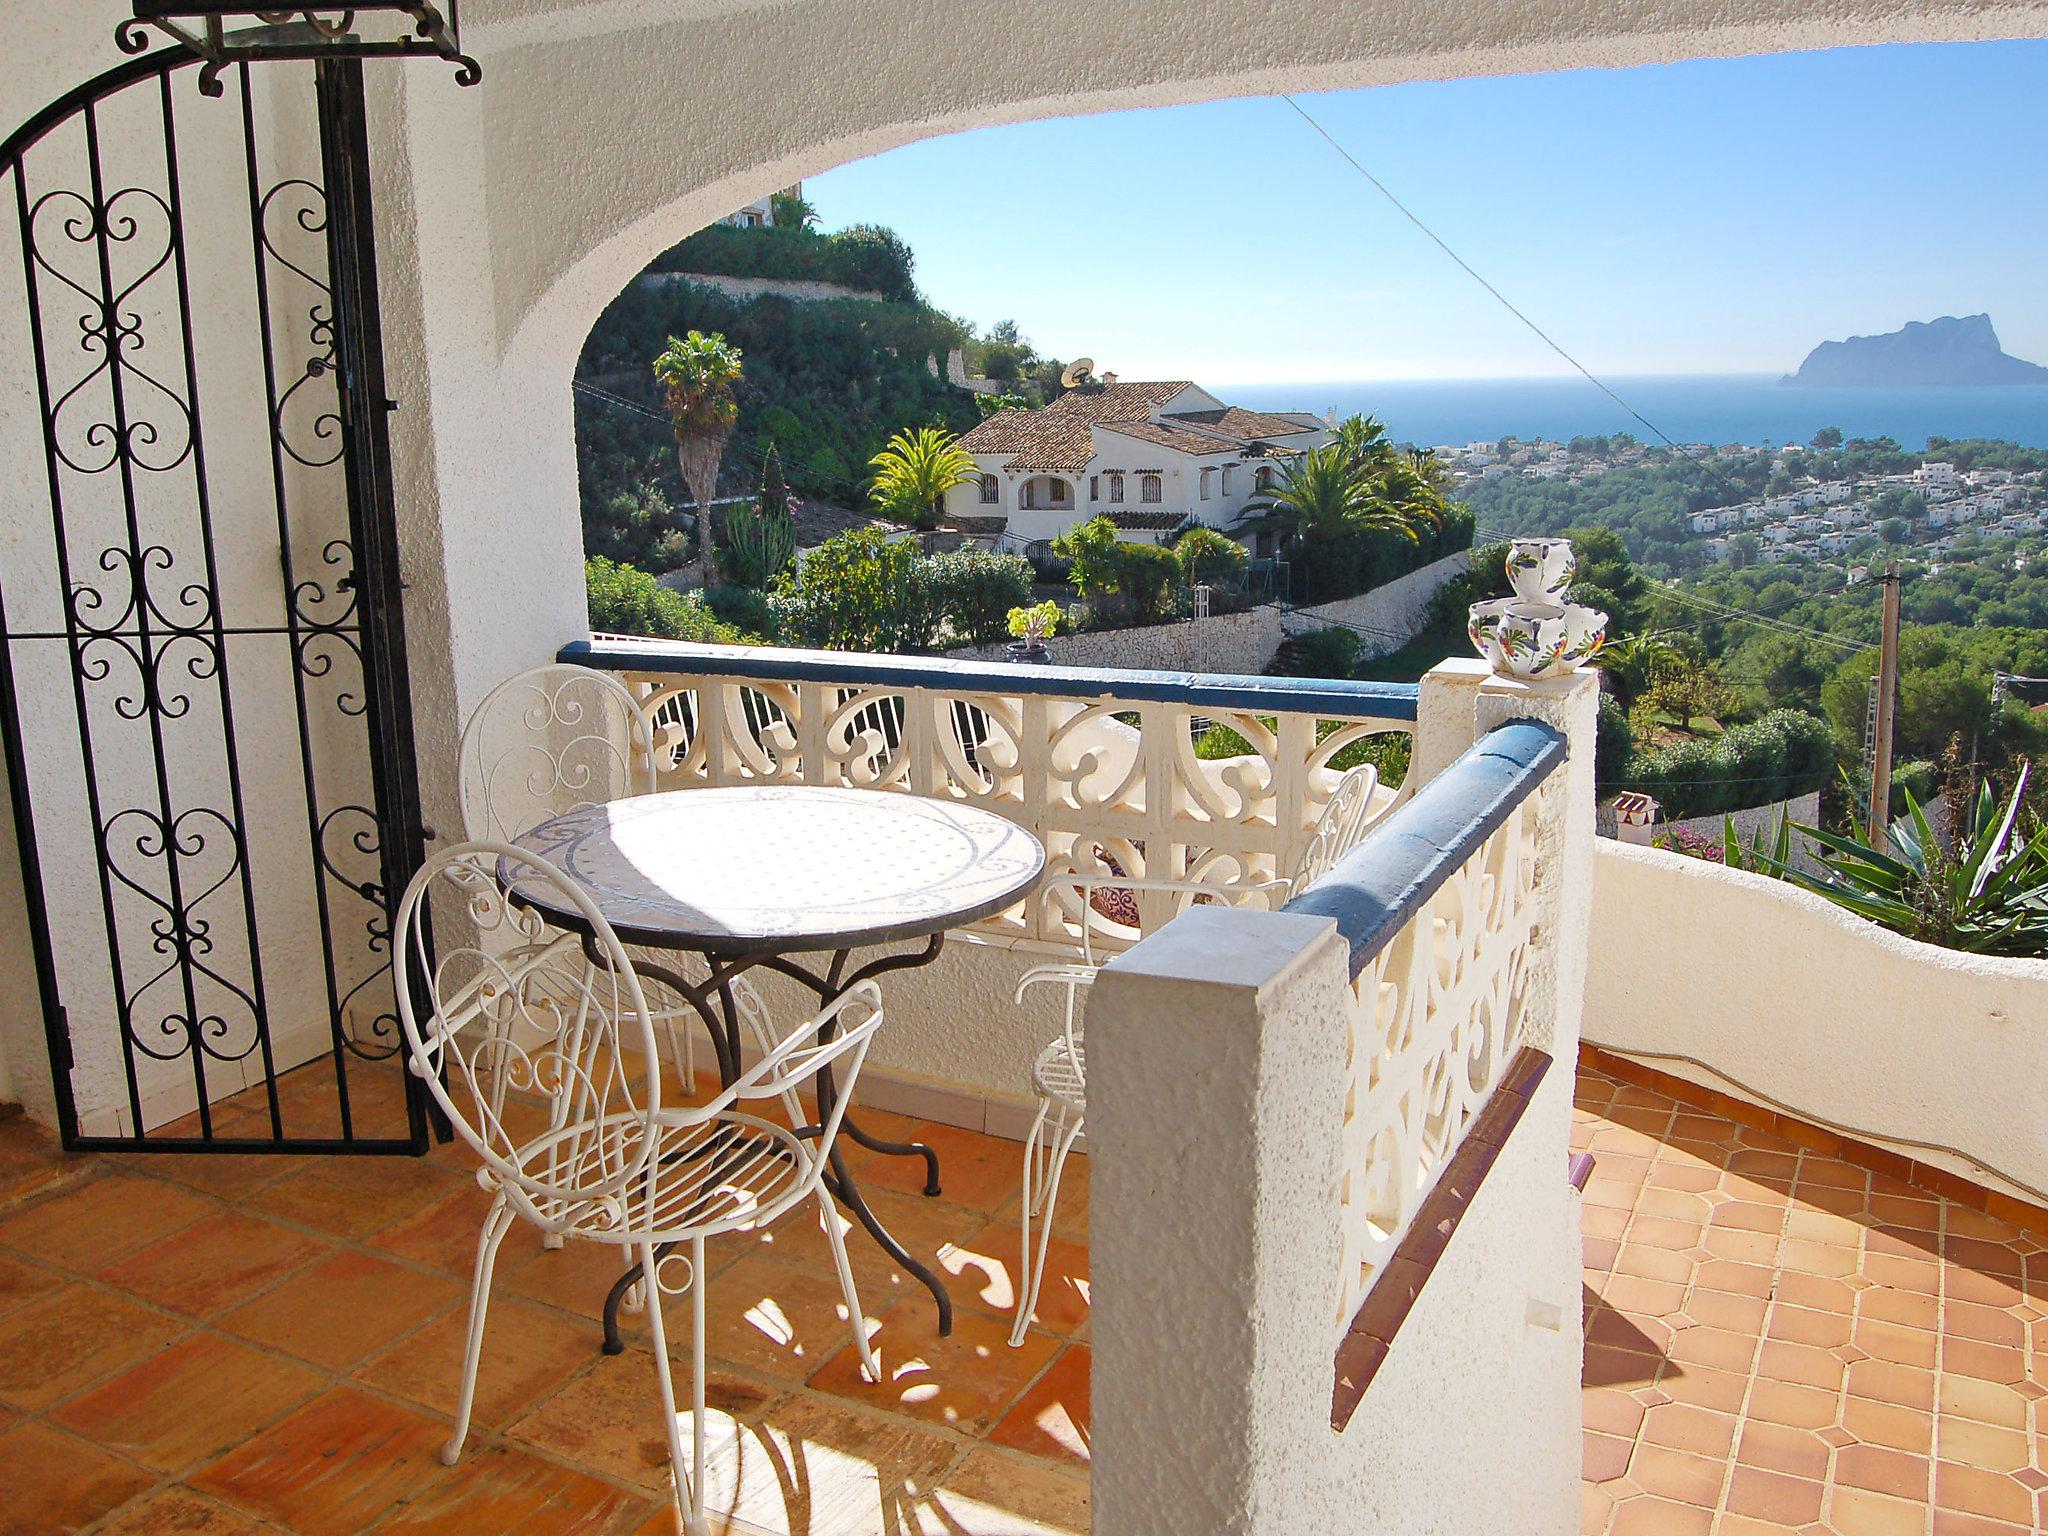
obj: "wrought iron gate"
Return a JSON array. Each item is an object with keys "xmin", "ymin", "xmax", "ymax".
[{"xmin": 0, "ymin": 48, "xmax": 431, "ymax": 1152}]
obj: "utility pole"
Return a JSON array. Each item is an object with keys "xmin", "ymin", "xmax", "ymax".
[{"xmin": 1867, "ymin": 562, "xmax": 1902, "ymax": 845}]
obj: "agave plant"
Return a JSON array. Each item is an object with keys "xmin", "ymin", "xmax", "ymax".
[
  {"xmin": 1753, "ymin": 765, "xmax": 2048, "ymax": 957},
  {"xmin": 721, "ymin": 446, "xmax": 798, "ymax": 588}
]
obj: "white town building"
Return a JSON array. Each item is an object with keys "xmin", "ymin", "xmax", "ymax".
[{"xmin": 945, "ymin": 380, "xmax": 1328, "ymax": 549}]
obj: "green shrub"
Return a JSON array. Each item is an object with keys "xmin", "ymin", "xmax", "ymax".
[
  {"xmin": 1616, "ymin": 707, "xmax": 1834, "ymax": 818},
  {"xmin": 923, "ymin": 550, "xmax": 1032, "ymax": 645},
  {"xmin": 702, "ymin": 584, "xmax": 779, "ymax": 641},
  {"xmin": 773, "ymin": 528, "xmax": 931, "ymax": 652},
  {"xmin": 645, "ymin": 220, "xmax": 918, "ymax": 302},
  {"xmin": 1173, "ymin": 526, "xmax": 1249, "ymax": 600},
  {"xmin": 1055, "ymin": 516, "xmax": 1181, "ymax": 628},
  {"xmin": 585, "ymin": 557, "xmax": 749, "ymax": 642},
  {"xmin": 1292, "ymin": 626, "xmax": 1361, "ymax": 679}
]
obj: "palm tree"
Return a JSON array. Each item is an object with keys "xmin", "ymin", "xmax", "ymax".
[
  {"xmin": 866, "ymin": 426, "xmax": 979, "ymax": 530},
  {"xmin": 652, "ymin": 331, "xmax": 744, "ymax": 584},
  {"xmin": 1331, "ymin": 412, "xmax": 1398, "ymax": 471},
  {"xmin": 1233, "ymin": 442, "xmax": 1423, "ymax": 548}
]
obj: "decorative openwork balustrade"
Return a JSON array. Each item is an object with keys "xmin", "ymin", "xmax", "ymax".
[
  {"xmin": 1286, "ymin": 719, "xmax": 1568, "ymax": 1342},
  {"xmin": 563, "ymin": 637, "xmax": 1419, "ymax": 955}
]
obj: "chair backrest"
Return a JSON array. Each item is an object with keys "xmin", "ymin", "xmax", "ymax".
[
  {"xmin": 1289, "ymin": 762, "xmax": 1378, "ymax": 895},
  {"xmin": 458, "ymin": 665, "xmax": 654, "ymax": 841},
  {"xmin": 394, "ymin": 841, "xmax": 665, "ymax": 1233}
]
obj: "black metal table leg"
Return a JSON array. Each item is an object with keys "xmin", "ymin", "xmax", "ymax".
[{"xmin": 592, "ymin": 933, "xmax": 960, "ymax": 1351}]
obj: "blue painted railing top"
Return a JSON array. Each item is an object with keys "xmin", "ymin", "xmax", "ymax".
[
  {"xmin": 1285, "ymin": 720, "xmax": 1566, "ymax": 977},
  {"xmin": 563, "ymin": 636, "xmax": 1421, "ymax": 722}
]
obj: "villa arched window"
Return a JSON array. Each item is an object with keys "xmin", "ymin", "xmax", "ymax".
[
  {"xmin": 1140, "ymin": 474, "xmax": 1162, "ymax": 504},
  {"xmin": 1222, "ymin": 466, "xmax": 1235, "ymax": 496},
  {"xmin": 1200, "ymin": 468, "xmax": 1213, "ymax": 500},
  {"xmin": 1256, "ymin": 465, "xmax": 1275, "ymax": 492},
  {"xmin": 979, "ymin": 474, "xmax": 999, "ymax": 504}
]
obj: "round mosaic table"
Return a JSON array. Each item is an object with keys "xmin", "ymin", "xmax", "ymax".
[{"xmin": 507, "ymin": 785, "xmax": 1046, "ymax": 1346}]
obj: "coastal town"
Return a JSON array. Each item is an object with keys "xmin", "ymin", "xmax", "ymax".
[{"xmin": 1444, "ymin": 434, "xmax": 2047, "ymax": 574}]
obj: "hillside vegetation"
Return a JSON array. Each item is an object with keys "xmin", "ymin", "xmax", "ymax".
[{"xmin": 575, "ymin": 221, "xmax": 982, "ymax": 567}]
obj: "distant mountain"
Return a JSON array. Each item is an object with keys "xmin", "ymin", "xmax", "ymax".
[{"xmin": 1782, "ymin": 314, "xmax": 2048, "ymax": 388}]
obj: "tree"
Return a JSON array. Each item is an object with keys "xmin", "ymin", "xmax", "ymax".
[
  {"xmin": 768, "ymin": 188, "xmax": 818, "ymax": 229},
  {"xmin": 1729, "ymin": 531, "xmax": 1760, "ymax": 569},
  {"xmin": 1811, "ymin": 425, "xmax": 1844, "ymax": 450},
  {"xmin": 1640, "ymin": 659, "xmax": 1737, "ymax": 731},
  {"xmin": 1880, "ymin": 517, "xmax": 1911, "ymax": 545},
  {"xmin": 1600, "ymin": 629, "xmax": 1683, "ymax": 710},
  {"xmin": 652, "ymin": 331, "xmax": 744, "ymax": 584},
  {"xmin": 1331, "ymin": 413, "xmax": 1398, "ymax": 471},
  {"xmin": 866, "ymin": 426, "xmax": 979, "ymax": 530}
]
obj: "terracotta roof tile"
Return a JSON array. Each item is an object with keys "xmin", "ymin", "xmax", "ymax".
[
  {"xmin": 1104, "ymin": 510, "xmax": 1187, "ymax": 531},
  {"xmin": 956, "ymin": 381, "xmax": 1301, "ymax": 475},
  {"xmin": 1098, "ymin": 420, "xmax": 1247, "ymax": 458},
  {"xmin": 1165, "ymin": 406, "xmax": 1320, "ymax": 442}
]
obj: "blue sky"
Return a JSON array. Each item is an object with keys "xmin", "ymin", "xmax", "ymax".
[{"xmin": 807, "ymin": 41, "xmax": 2048, "ymax": 386}]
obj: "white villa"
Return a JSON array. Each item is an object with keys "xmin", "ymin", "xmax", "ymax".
[
  {"xmin": 945, "ymin": 379, "xmax": 1328, "ymax": 549},
  {"xmin": 721, "ymin": 179, "xmax": 804, "ymax": 228}
]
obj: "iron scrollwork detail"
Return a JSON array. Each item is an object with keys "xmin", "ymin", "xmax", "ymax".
[{"xmin": 27, "ymin": 185, "xmax": 197, "ymax": 478}]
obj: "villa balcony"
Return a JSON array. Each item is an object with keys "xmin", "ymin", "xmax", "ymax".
[{"xmin": 0, "ymin": 640, "xmax": 2043, "ymax": 1535}]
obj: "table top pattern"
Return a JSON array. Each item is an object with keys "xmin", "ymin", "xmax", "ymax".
[{"xmin": 506, "ymin": 785, "xmax": 1046, "ymax": 953}]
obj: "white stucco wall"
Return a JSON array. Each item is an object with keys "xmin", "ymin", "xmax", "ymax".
[
  {"xmin": 946, "ymin": 605, "xmax": 1283, "ymax": 675},
  {"xmin": 1586, "ymin": 840, "xmax": 2048, "ymax": 1203},
  {"xmin": 1284, "ymin": 550, "xmax": 1471, "ymax": 655},
  {"xmin": 1087, "ymin": 663, "xmax": 1597, "ymax": 1536}
]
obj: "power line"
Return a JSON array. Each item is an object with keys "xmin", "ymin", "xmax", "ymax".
[
  {"xmin": 1277, "ymin": 94, "xmax": 1756, "ymax": 509},
  {"xmin": 1274, "ymin": 94, "xmax": 1883, "ymax": 662}
]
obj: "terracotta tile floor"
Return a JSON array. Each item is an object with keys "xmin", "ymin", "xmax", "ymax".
[
  {"xmin": 1575, "ymin": 1061, "xmax": 2048, "ymax": 1536},
  {"xmin": 6, "ymin": 1052, "xmax": 2044, "ymax": 1535},
  {"xmin": 0, "ymin": 1062, "xmax": 1090, "ymax": 1536}
]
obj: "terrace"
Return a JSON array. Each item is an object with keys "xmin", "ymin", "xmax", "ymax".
[{"xmin": 1, "ymin": 4, "xmax": 2045, "ymax": 1535}]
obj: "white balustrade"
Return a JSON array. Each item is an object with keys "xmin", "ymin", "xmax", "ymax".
[
  {"xmin": 1332, "ymin": 784, "xmax": 1553, "ymax": 1337},
  {"xmin": 573, "ymin": 638, "xmax": 1416, "ymax": 956}
]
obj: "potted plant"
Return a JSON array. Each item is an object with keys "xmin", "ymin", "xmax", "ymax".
[{"xmin": 1006, "ymin": 600, "xmax": 1060, "ymax": 663}]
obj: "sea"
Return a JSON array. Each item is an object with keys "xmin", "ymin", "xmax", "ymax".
[{"xmin": 1218, "ymin": 374, "xmax": 2048, "ymax": 452}]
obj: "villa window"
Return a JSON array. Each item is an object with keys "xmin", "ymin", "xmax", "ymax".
[
  {"xmin": 979, "ymin": 474, "xmax": 998, "ymax": 505},
  {"xmin": 1256, "ymin": 465, "xmax": 1275, "ymax": 492},
  {"xmin": 1108, "ymin": 472, "xmax": 1125, "ymax": 503},
  {"xmin": 1049, "ymin": 478, "xmax": 1069, "ymax": 504},
  {"xmin": 1222, "ymin": 466, "xmax": 1234, "ymax": 496},
  {"xmin": 1200, "ymin": 468, "xmax": 1213, "ymax": 499},
  {"xmin": 1141, "ymin": 474, "xmax": 1162, "ymax": 504},
  {"xmin": 1090, "ymin": 476, "xmax": 1099, "ymax": 502}
]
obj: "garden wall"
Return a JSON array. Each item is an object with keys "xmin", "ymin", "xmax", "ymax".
[
  {"xmin": 946, "ymin": 605, "xmax": 1283, "ymax": 675},
  {"xmin": 1585, "ymin": 841, "xmax": 2048, "ymax": 1204},
  {"xmin": 639, "ymin": 272, "xmax": 890, "ymax": 304},
  {"xmin": 1282, "ymin": 551, "xmax": 1470, "ymax": 656}
]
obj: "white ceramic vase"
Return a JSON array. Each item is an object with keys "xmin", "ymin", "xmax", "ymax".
[{"xmin": 1506, "ymin": 538, "xmax": 1575, "ymax": 603}]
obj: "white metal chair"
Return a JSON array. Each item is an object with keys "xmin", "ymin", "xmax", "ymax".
[
  {"xmin": 457, "ymin": 663, "xmax": 708, "ymax": 1093},
  {"xmin": 396, "ymin": 842, "xmax": 883, "ymax": 1536},
  {"xmin": 1005, "ymin": 762, "xmax": 1379, "ymax": 1346}
]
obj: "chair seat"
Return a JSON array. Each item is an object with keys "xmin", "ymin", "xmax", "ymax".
[
  {"xmin": 510, "ymin": 1110, "xmax": 818, "ymax": 1244},
  {"xmin": 1031, "ymin": 1035, "xmax": 1086, "ymax": 1111}
]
